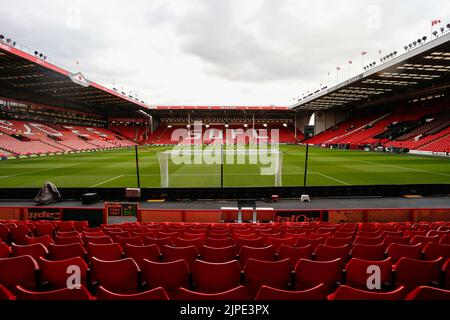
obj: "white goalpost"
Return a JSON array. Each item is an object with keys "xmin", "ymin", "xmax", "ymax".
[{"xmin": 156, "ymin": 147, "xmax": 284, "ymax": 188}]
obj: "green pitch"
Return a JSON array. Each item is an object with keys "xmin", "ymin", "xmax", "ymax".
[{"xmin": 0, "ymin": 145, "xmax": 449, "ymax": 188}]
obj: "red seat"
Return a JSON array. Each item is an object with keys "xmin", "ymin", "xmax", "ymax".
[
  {"xmin": 0, "ymin": 284, "xmax": 14, "ymax": 300},
  {"xmin": 422, "ymin": 242, "xmax": 450, "ymax": 261},
  {"xmin": 11, "ymin": 243, "xmax": 48, "ymax": 260},
  {"xmin": 0, "ymin": 256, "xmax": 38, "ymax": 293},
  {"xmin": 175, "ymin": 238, "xmax": 205, "ymax": 251},
  {"xmin": 345, "ymin": 258, "xmax": 393, "ymax": 290},
  {"xmin": 235, "ymin": 237, "xmax": 265, "ymax": 249},
  {"xmin": 386, "ymin": 243, "xmax": 422, "ymax": 262},
  {"xmin": 0, "ymin": 225, "xmax": 9, "ymax": 243},
  {"xmin": 353, "ymin": 236, "xmax": 383, "ymax": 246},
  {"xmin": 239, "ymin": 246, "xmax": 275, "ymax": 267},
  {"xmin": 394, "ymin": 257, "xmax": 443, "ymax": 292},
  {"xmin": 444, "ymin": 258, "xmax": 450, "ymax": 289},
  {"xmin": 175, "ymin": 286, "xmax": 249, "ymax": 300},
  {"xmin": 142, "ymin": 259, "xmax": 189, "ymax": 298},
  {"xmin": 350, "ymin": 243, "xmax": 385, "ymax": 261},
  {"xmin": 325, "ymin": 236, "xmax": 353, "ymax": 247},
  {"xmin": 123, "ymin": 244, "xmax": 161, "ymax": 268},
  {"xmin": 295, "ymin": 258, "xmax": 342, "ymax": 292},
  {"xmin": 143, "ymin": 237, "xmax": 174, "ymax": 250},
  {"xmin": 277, "ymin": 245, "xmax": 313, "ymax": 269},
  {"xmin": 440, "ymin": 234, "xmax": 450, "ymax": 245},
  {"xmin": 26, "ymin": 235, "xmax": 54, "ymax": 248},
  {"xmin": 410, "ymin": 235, "xmax": 440, "ymax": 249},
  {"xmin": 48, "ymin": 243, "xmax": 86, "ymax": 261},
  {"xmin": 161, "ymin": 245, "xmax": 198, "ymax": 269},
  {"xmin": 255, "ymin": 283, "xmax": 328, "ymax": 300},
  {"xmin": 405, "ymin": 286, "xmax": 450, "ymax": 300},
  {"xmin": 115, "ymin": 236, "xmax": 143, "ymax": 248},
  {"xmin": 34, "ymin": 223, "xmax": 55, "ymax": 237},
  {"xmin": 207, "ymin": 234, "xmax": 232, "ymax": 241},
  {"xmin": 201, "ymin": 245, "xmax": 236, "ymax": 263},
  {"xmin": 264, "ymin": 237, "xmax": 296, "ymax": 251},
  {"xmin": 39, "ymin": 257, "xmax": 88, "ymax": 289},
  {"xmin": 314, "ymin": 244, "xmax": 350, "ymax": 262},
  {"xmin": 96, "ymin": 286, "xmax": 169, "ymax": 300},
  {"xmin": 73, "ymin": 221, "xmax": 89, "ymax": 232},
  {"xmin": 15, "ymin": 285, "xmax": 94, "ymax": 300},
  {"xmin": 55, "ymin": 235, "xmax": 83, "ymax": 245},
  {"xmin": 183, "ymin": 233, "xmax": 206, "ymax": 240},
  {"xmin": 244, "ymin": 258, "xmax": 291, "ymax": 299},
  {"xmin": 192, "ymin": 260, "xmax": 241, "ymax": 293},
  {"xmin": 157, "ymin": 231, "xmax": 181, "ymax": 241},
  {"xmin": 295, "ymin": 237, "xmax": 326, "ymax": 251},
  {"xmin": 83, "ymin": 235, "xmax": 113, "ymax": 245},
  {"xmin": 381, "ymin": 236, "xmax": 412, "ymax": 250},
  {"xmin": 91, "ymin": 257, "xmax": 139, "ymax": 294},
  {"xmin": 0, "ymin": 242, "xmax": 10, "ymax": 258},
  {"xmin": 57, "ymin": 221, "xmax": 75, "ymax": 232},
  {"xmin": 10, "ymin": 225, "xmax": 31, "ymax": 245},
  {"xmin": 329, "ymin": 285, "xmax": 406, "ymax": 300},
  {"xmin": 87, "ymin": 243, "xmax": 123, "ymax": 261}
]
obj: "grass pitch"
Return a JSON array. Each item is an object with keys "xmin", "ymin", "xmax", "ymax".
[{"xmin": 0, "ymin": 145, "xmax": 449, "ymax": 188}]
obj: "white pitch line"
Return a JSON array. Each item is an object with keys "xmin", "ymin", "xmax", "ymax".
[
  {"xmin": 90, "ymin": 175, "xmax": 125, "ymax": 187},
  {"xmin": 311, "ymin": 172, "xmax": 351, "ymax": 185},
  {"xmin": 357, "ymin": 159, "xmax": 450, "ymax": 178}
]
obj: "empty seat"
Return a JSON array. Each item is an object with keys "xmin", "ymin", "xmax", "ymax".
[
  {"xmin": 394, "ymin": 257, "xmax": 443, "ymax": 292},
  {"xmin": 0, "ymin": 242, "xmax": 10, "ymax": 258},
  {"xmin": 57, "ymin": 221, "xmax": 75, "ymax": 232},
  {"xmin": 73, "ymin": 221, "xmax": 89, "ymax": 232},
  {"xmin": 244, "ymin": 258, "xmax": 291, "ymax": 299},
  {"xmin": 83, "ymin": 235, "xmax": 113, "ymax": 245},
  {"xmin": 55, "ymin": 235, "xmax": 83, "ymax": 245},
  {"xmin": 265, "ymin": 237, "xmax": 296, "ymax": 251},
  {"xmin": 345, "ymin": 258, "xmax": 393, "ymax": 290},
  {"xmin": 26, "ymin": 235, "xmax": 54, "ymax": 248},
  {"xmin": 15, "ymin": 285, "xmax": 94, "ymax": 300},
  {"xmin": 192, "ymin": 260, "xmax": 241, "ymax": 293},
  {"xmin": 39, "ymin": 257, "xmax": 88, "ymax": 289},
  {"xmin": 314, "ymin": 244, "xmax": 350, "ymax": 262},
  {"xmin": 235, "ymin": 237, "xmax": 265, "ymax": 249},
  {"xmin": 405, "ymin": 286, "xmax": 450, "ymax": 300},
  {"xmin": 175, "ymin": 286, "xmax": 249, "ymax": 300},
  {"xmin": 10, "ymin": 225, "xmax": 31, "ymax": 245},
  {"xmin": 329, "ymin": 285, "xmax": 406, "ymax": 300},
  {"xmin": 161, "ymin": 245, "xmax": 198, "ymax": 269},
  {"xmin": 11, "ymin": 243, "xmax": 48, "ymax": 260},
  {"xmin": 255, "ymin": 283, "xmax": 328, "ymax": 300},
  {"xmin": 0, "ymin": 284, "xmax": 14, "ymax": 300},
  {"xmin": 0, "ymin": 225, "xmax": 9, "ymax": 243},
  {"xmin": 350, "ymin": 243, "xmax": 385, "ymax": 261},
  {"xmin": 115, "ymin": 236, "xmax": 143, "ymax": 248},
  {"xmin": 96, "ymin": 286, "xmax": 169, "ymax": 300},
  {"xmin": 142, "ymin": 259, "xmax": 189, "ymax": 298},
  {"xmin": 205, "ymin": 237, "xmax": 234, "ymax": 247},
  {"xmin": 295, "ymin": 258, "xmax": 342, "ymax": 292},
  {"xmin": 34, "ymin": 223, "xmax": 55, "ymax": 237},
  {"xmin": 277, "ymin": 245, "xmax": 313, "ymax": 269},
  {"xmin": 143, "ymin": 237, "xmax": 174, "ymax": 249},
  {"xmin": 174, "ymin": 238, "xmax": 205, "ymax": 251},
  {"xmin": 239, "ymin": 246, "xmax": 275, "ymax": 267},
  {"xmin": 440, "ymin": 234, "xmax": 450, "ymax": 245},
  {"xmin": 381, "ymin": 236, "xmax": 411, "ymax": 250},
  {"xmin": 0, "ymin": 256, "xmax": 38, "ymax": 293},
  {"xmin": 422, "ymin": 242, "xmax": 450, "ymax": 261},
  {"xmin": 201, "ymin": 245, "xmax": 236, "ymax": 263},
  {"xmin": 353, "ymin": 236, "xmax": 383, "ymax": 246},
  {"xmin": 87, "ymin": 243, "xmax": 123, "ymax": 261},
  {"xmin": 295, "ymin": 237, "xmax": 326, "ymax": 251},
  {"xmin": 326, "ymin": 237, "xmax": 353, "ymax": 247},
  {"xmin": 123, "ymin": 244, "xmax": 161, "ymax": 268},
  {"xmin": 91, "ymin": 257, "xmax": 139, "ymax": 294},
  {"xmin": 444, "ymin": 258, "xmax": 450, "ymax": 289},
  {"xmin": 48, "ymin": 243, "xmax": 86, "ymax": 261},
  {"xmin": 386, "ymin": 243, "xmax": 422, "ymax": 262}
]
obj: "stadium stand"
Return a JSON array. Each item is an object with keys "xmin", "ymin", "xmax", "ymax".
[{"xmin": 2, "ymin": 220, "xmax": 449, "ymax": 300}]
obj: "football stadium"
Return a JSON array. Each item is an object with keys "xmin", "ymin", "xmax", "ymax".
[{"xmin": 0, "ymin": 1, "xmax": 450, "ymax": 310}]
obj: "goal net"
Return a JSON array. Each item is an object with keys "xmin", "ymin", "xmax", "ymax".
[{"xmin": 156, "ymin": 146, "xmax": 283, "ymax": 188}]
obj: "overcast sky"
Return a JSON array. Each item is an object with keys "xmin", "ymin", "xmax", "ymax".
[{"xmin": 1, "ymin": 0, "xmax": 449, "ymax": 106}]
